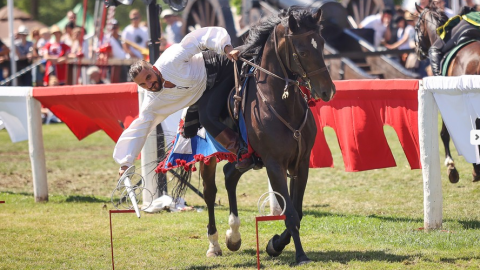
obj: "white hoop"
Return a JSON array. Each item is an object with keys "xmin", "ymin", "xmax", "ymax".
[{"xmin": 257, "ymin": 191, "xmax": 286, "ymax": 216}]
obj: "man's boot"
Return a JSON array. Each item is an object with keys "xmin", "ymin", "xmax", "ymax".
[
  {"xmin": 214, "ymin": 129, "xmax": 254, "ymax": 172},
  {"xmin": 428, "ymin": 47, "xmax": 443, "ymax": 76}
]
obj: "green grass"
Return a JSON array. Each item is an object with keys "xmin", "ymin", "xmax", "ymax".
[{"xmin": 1, "ymin": 123, "xmax": 480, "ymax": 269}]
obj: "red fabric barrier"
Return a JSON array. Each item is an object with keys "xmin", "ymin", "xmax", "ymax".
[
  {"xmin": 309, "ymin": 80, "xmax": 420, "ymax": 171},
  {"xmin": 33, "ymin": 83, "xmax": 139, "ymax": 142}
]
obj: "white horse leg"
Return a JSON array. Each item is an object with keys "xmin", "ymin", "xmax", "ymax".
[
  {"xmin": 206, "ymin": 231, "xmax": 222, "ymax": 257},
  {"xmin": 225, "ymin": 213, "xmax": 241, "ymax": 251}
]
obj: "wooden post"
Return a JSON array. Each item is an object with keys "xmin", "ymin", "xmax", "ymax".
[
  {"xmin": 418, "ymin": 81, "xmax": 442, "ymax": 229},
  {"xmin": 26, "ymin": 94, "xmax": 48, "ymax": 202}
]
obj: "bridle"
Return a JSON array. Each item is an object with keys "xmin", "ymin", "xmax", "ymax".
[{"xmin": 415, "ymin": 9, "xmax": 430, "ymax": 59}]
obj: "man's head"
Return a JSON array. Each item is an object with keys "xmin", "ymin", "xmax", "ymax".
[
  {"xmin": 129, "ymin": 60, "xmax": 162, "ymax": 92},
  {"xmin": 87, "ymin": 66, "xmax": 102, "ymax": 84},
  {"xmin": 381, "ymin": 8, "xmax": 393, "ymax": 25},
  {"xmin": 67, "ymin": 11, "xmax": 76, "ymax": 23},
  {"xmin": 50, "ymin": 25, "xmax": 62, "ymax": 41},
  {"xmin": 129, "ymin": 9, "xmax": 141, "ymax": 28},
  {"xmin": 161, "ymin": 9, "xmax": 176, "ymax": 25}
]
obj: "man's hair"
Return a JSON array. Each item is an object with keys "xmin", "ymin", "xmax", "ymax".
[
  {"xmin": 382, "ymin": 8, "xmax": 394, "ymax": 16},
  {"xmin": 129, "ymin": 60, "xmax": 153, "ymax": 80},
  {"xmin": 129, "ymin": 9, "xmax": 140, "ymax": 17}
]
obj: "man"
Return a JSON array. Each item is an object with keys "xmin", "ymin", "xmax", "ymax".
[
  {"xmin": 86, "ymin": 66, "xmax": 104, "ymax": 84},
  {"xmin": 359, "ymin": 8, "xmax": 393, "ymax": 49},
  {"xmin": 114, "ymin": 27, "xmax": 254, "ymax": 176},
  {"xmin": 43, "ymin": 25, "xmax": 71, "ymax": 85},
  {"xmin": 122, "ymin": 9, "xmax": 149, "ymax": 59},
  {"xmin": 15, "ymin": 25, "xmax": 33, "ymax": 86},
  {"xmin": 161, "ymin": 9, "xmax": 184, "ymax": 45}
]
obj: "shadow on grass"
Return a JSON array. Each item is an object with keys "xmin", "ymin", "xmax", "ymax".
[
  {"xmin": 64, "ymin": 195, "xmax": 109, "ymax": 203},
  {"xmin": 0, "ymin": 191, "xmax": 33, "ymax": 196},
  {"xmin": 457, "ymin": 219, "xmax": 480, "ymax": 229},
  {"xmin": 183, "ymin": 249, "xmax": 413, "ymax": 269}
]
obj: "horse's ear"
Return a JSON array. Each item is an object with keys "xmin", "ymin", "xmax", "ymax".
[
  {"xmin": 415, "ymin": 3, "xmax": 423, "ymax": 13},
  {"xmin": 288, "ymin": 14, "xmax": 298, "ymax": 32},
  {"xmin": 313, "ymin": 8, "xmax": 322, "ymax": 24}
]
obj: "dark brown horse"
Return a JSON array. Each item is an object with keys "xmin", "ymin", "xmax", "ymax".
[
  {"xmin": 415, "ymin": 2, "xmax": 480, "ymax": 183},
  {"xmin": 173, "ymin": 7, "xmax": 335, "ymax": 265}
]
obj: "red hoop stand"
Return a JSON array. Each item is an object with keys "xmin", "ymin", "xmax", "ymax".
[
  {"xmin": 255, "ymin": 215, "xmax": 286, "ymax": 269},
  {"xmin": 109, "ymin": 209, "xmax": 135, "ymax": 270}
]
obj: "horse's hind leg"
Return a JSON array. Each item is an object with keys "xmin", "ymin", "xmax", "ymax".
[
  {"xmin": 441, "ymin": 121, "xmax": 459, "ymax": 183},
  {"xmin": 223, "ymin": 162, "xmax": 244, "ymax": 251},
  {"xmin": 264, "ymin": 160, "xmax": 310, "ymax": 265},
  {"xmin": 201, "ymin": 159, "xmax": 222, "ymax": 257},
  {"xmin": 472, "ymin": 119, "xmax": 480, "ymax": 182}
]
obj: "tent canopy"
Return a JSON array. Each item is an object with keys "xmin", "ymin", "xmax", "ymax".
[{"xmin": 0, "ymin": 6, "xmax": 46, "ymax": 45}]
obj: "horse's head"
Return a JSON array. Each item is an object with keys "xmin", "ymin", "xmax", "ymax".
[
  {"xmin": 276, "ymin": 8, "xmax": 336, "ymax": 102},
  {"xmin": 414, "ymin": 2, "xmax": 448, "ymax": 60}
]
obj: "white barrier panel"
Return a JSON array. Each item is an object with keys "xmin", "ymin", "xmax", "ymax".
[
  {"xmin": 0, "ymin": 87, "xmax": 30, "ymax": 142},
  {"xmin": 420, "ymin": 75, "xmax": 480, "ymax": 229}
]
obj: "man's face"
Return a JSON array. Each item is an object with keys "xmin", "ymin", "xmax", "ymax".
[
  {"xmin": 133, "ymin": 66, "xmax": 162, "ymax": 92},
  {"xmin": 130, "ymin": 12, "xmax": 141, "ymax": 27},
  {"xmin": 67, "ymin": 12, "xmax": 76, "ymax": 23}
]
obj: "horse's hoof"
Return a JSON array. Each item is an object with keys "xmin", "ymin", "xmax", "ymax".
[
  {"xmin": 206, "ymin": 250, "xmax": 222, "ymax": 257},
  {"xmin": 473, "ymin": 173, "xmax": 480, "ymax": 182},
  {"xmin": 225, "ymin": 235, "xmax": 241, "ymax": 251},
  {"xmin": 447, "ymin": 166, "xmax": 459, "ymax": 184},
  {"xmin": 266, "ymin": 235, "xmax": 282, "ymax": 257},
  {"xmin": 297, "ymin": 259, "xmax": 312, "ymax": 266}
]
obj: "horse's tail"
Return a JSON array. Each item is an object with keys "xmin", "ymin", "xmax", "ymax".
[{"xmin": 168, "ymin": 167, "xmax": 193, "ymax": 202}]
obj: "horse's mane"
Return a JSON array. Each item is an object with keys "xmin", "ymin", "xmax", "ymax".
[
  {"xmin": 241, "ymin": 6, "xmax": 321, "ymax": 56},
  {"xmin": 425, "ymin": 1, "xmax": 449, "ymax": 26}
]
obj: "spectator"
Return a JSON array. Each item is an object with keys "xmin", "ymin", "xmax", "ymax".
[
  {"xmin": 67, "ymin": 10, "xmax": 77, "ymax": 25},
  {"xmin": 122, "ymin": 9, "xmax": 149, "ymax": 59},
  {"xmin": 37, "ymin": 28, "xmax": 51, "ymax": 54},
  {"xmin": 43, "ymin": 25, "xmax": 71, "ymax": 85},
  {"xmin": 161, "ymin": 9, "xmax": 184, "ymax": 45},
  {"xmin": 465, "ymin": 0, "xmax": 480, "ymax": 11},
  {"xmin": 14, "ymin": 25, "xmax": 34, "ymax": 86},
  {"xmin": 159, "ymin": 37, "xmax": 168, "ymax": 55},
  {"xmin": 87, "ymin": 66, "xmax": 104, "ymax": 84},
  {"xmin": 0, "ymin": 39, "xmax": 10, "ymax": 83},
  {"xmin": 359, "ymin": 8, "xmax": 393, "ymax": 49},
  {"xmin": 69, "ymin": 27, "xmax": 84, "ymax": 57},
  {"xmin": 108, "ymin": 19, "xmax": 126, "ymax": 59},
  {"xmin": 385, "ymin": 16, "xmax": 415, "ymax": 54},
  {"xmin": 436, "ymin": 0, "xmax": 455, "ymax": 18},
  {"xmin": 62, "ymin": 21, "xmax": 76, "ymax": 46}
]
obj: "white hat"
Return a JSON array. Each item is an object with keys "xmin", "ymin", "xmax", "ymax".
[
  {"xmin": 160, "ymin": 9, "xmax": 174, "ymax": 18},
  {"xmin": 17, "ymin": 25, "xmax": 29, "ymax": 35},
  {"xmin": 87, "ymin": 66, "xmax": 100, "ymax": 76}
]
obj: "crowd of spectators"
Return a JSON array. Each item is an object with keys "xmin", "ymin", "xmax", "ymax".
[{"xmin": 1, "ymin": 8, "xmax": 184, "ymax": 87}]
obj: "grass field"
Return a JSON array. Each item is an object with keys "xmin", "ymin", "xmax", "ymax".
[{"xmin": 1, "ymin": 123, "xmax": 480, "ymax": 269}]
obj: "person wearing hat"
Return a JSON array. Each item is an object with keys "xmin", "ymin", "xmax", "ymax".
[
  {"xmin": 86, "ymin": 66, "xmax": 104, "ymax": 84},
  {"xmin": 122, "ymin": 9, "xmax": 149, "ymax": 59},
  {"xmin": 15, "ymin": 25, "xmax": 34, "ymax": 86},
  {"xmin": 161, "ymin": 9, "xmax": 184, "ymax": 45},
  {"xmin": 114, "ymin": 26, "xmax": 255, "ymax": 177},
  {"xmin": 42, "ymin": 25, "xmax": 71, "ymax": 85}
]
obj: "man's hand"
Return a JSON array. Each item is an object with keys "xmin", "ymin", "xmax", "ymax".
[
  {"xmin": 118, "ymin": 165, "xmax": 129, "ymax": 177},
  {"xmin": 224, "ymin": 45, "xmax": 239, "ymax": 61}
]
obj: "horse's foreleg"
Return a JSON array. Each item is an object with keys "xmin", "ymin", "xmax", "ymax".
[
  {"xmin": 264, "ymin": 160, "xmax": 310, "ymax": 265},
  {"xmin": 223, "ymin": 162, "xmax": 244, "ymax": 251},
  {"xmin": 200, "ymin": 159, "xmax": 222, "ymax": 257},
  {"xmin": 441, "ymin": 121, "xmax": 459, "ymax": 183}
]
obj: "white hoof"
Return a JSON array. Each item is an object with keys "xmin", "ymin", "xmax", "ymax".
[
  {"xmin": 225, "ymin": 214, "xmax": 241, "ymax": 251},
  {"xmin": 206, "ymin": 231, "xmax": 222, "ymax": 257}
]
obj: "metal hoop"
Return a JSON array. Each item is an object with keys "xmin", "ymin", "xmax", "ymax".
[{"xmin": 257, "ymin": 191, "xmax": 286, "ymax": 216}]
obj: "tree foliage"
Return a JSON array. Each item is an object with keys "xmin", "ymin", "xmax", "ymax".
[{"xmin": 0, "ymin": 0, "xmax": 155, "ymax": 30}]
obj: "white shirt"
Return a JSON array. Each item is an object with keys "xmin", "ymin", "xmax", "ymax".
[
  {"xmin": 397, "ymin": 24, "xmax": 415, "ymax": 50},
  {"xmin": 121, "ymin": 25, "xmax": 149, "ymax": 59},
  {"xmin": 360, "ymin": 14, "xmax": 387, "ymax": 48},
  {"xmin": 113, "ymin": 27, "xmax": 232, "ymax": 167}
]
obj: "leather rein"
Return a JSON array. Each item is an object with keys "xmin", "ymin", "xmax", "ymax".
[{"xmin": 234, "ymin": 24, "xmax": 328, "ymax": 179}]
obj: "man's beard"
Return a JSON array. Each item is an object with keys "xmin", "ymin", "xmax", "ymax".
[{"xmin": 151, "ymin": 72, "xmax": 163, "ymax": 92}]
